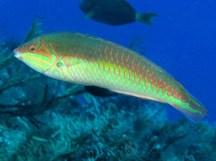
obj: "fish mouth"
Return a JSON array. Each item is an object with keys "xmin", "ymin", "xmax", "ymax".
[{"xmin": 14, "ymin": 49, "xmax": 23, "ymax": 60}]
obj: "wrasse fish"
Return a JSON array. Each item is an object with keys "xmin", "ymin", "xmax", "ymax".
[
  {"xmin": 14, "ymin": 32, "xmax": 207, "ymax": 121},
  {"xmin": 80, "ymin": 0, "xmax": 157, "ymax": 26}
]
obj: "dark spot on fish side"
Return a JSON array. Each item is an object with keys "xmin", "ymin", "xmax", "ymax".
[{"xmin": 57, "ymin": 61, "xmax": 64, "ymax": 67}]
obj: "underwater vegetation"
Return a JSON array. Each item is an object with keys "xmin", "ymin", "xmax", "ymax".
[
  {"xmin": 0, "ymin": 70, "xmax": 215, "ymax": 161},
  {"xmin": 0, "ymin": 22, "xmax": 215, "ymax": 161}
]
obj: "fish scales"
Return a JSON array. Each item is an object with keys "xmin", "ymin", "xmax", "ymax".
[
  {"xmin": 14, "ymin": 32, "xmax": 207, "ymax": 121},
  {"xmin": 68, "ymin": 37, "xmax": 152, "ymax": 95},
  {"xmin": 71, "ymin": 36, "xmax": 180, "ymax": 101}
]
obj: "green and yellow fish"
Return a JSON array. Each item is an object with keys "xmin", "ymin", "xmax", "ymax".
[{"xmin": 14, "ymin": 32, "xmax": 207, "ymax": 121}]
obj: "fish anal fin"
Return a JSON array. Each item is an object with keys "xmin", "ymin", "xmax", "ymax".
[{"xmin": 112, "ymin": 89, "xmax": 165, "ymax": 103}]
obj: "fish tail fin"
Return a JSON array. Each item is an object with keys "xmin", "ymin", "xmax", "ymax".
[
  {"xmin": 172, "ymin": 95, "xmax": 208, "ymax": 122},
  {"xmin": 136, "ymin": 13, "xmax": 158, "ymax": 25}
]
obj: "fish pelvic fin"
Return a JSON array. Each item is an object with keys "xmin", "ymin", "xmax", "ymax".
[
  {"xmin": 136, "ymin": 13, "xmax": 158, "ymax": 25},
  {"xmin": 172, "ymin": 95, "xmax": 208, "ymax": 122}
]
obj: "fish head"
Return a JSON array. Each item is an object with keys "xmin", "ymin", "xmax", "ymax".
[{"xmin": 14, "ymin": 37, "xmax": 57, "ymax": 74}]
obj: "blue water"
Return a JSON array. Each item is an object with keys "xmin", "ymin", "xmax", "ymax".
[{"xmin": 0, "ymin": 0, "xmax": 215, "ymax": 121}]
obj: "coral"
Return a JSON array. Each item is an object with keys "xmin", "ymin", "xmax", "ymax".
[{"xmin": 0, "ymin": 91, "xmax": 215, "ymax": 161}]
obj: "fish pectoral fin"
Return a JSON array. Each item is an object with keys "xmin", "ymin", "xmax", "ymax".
[{"xmin": 85, "ymin": 86, "xmax": 118, "ymax": 97}]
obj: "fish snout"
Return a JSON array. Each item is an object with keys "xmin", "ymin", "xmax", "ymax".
[{"xmin": 14, "ymin": 48, "xmax": 23, "ymax": 60}]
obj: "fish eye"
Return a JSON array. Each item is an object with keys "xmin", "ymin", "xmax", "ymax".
[{"xmin": 29, "ymin": 45, "xmax": 36, "ymax": 52}]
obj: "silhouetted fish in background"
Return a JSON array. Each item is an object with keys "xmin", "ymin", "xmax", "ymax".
[
  {"xmin": 14, "ymin": 32, "xmax": 207, "ymax": 121},
  {"xmin": 80, "ymin": 0, "xmax": 157, "ymax": 25}
]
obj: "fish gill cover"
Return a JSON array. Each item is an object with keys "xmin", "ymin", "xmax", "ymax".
[{"xmin": 0, "ymin": 0, "xmax": 215, "ymax": 161}]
